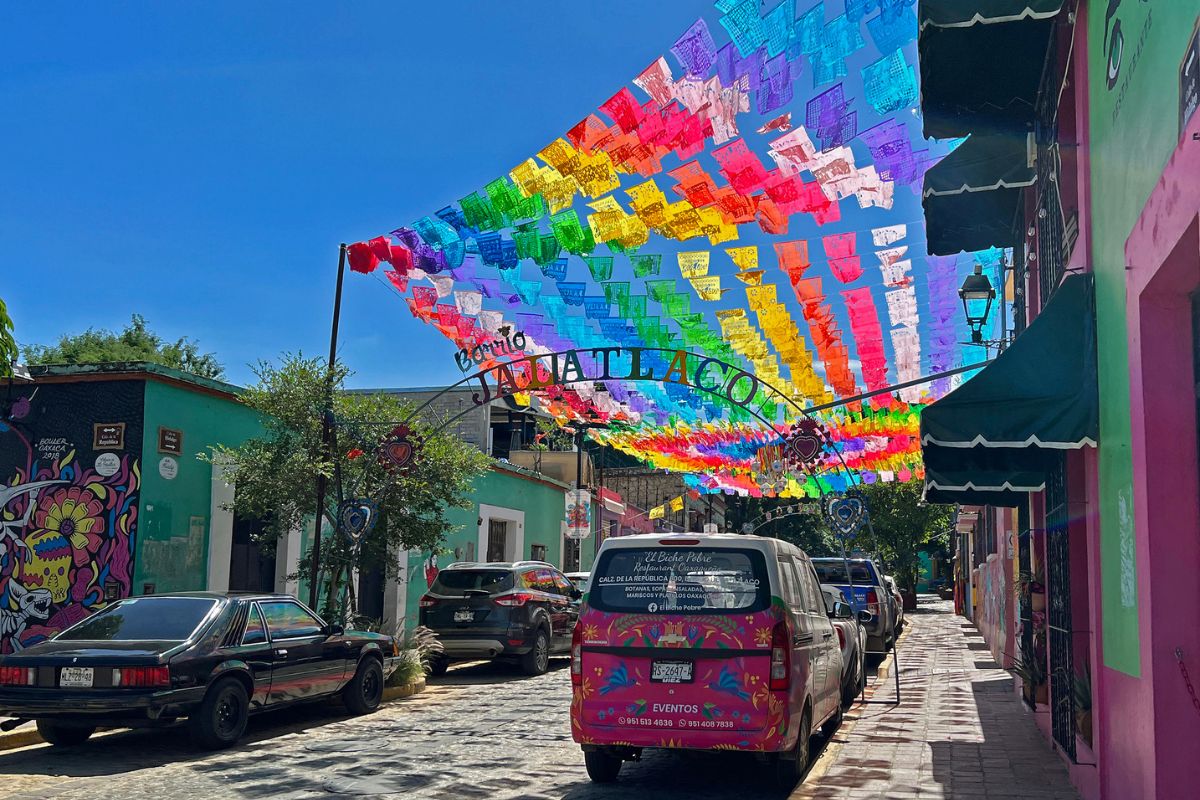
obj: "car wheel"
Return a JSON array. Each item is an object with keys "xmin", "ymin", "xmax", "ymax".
[
  {"xmin": 189, "ymin": 677, "xmax": 249, "ymax": 750},
  {"xmin": 584, "ymin": 749, "xmax": 623, "ymax": 783},
  {"xmin": 821, "ymin": 699, "xmax": 843, "ymax": 737},
  {"xmin": 520, "ymin": 627, "xmax": 550, "ymax": 676},
  {"xmin": 775, "ymin": 705, "xmax": 811, "ymax": 790},
  {"xmin": 428, "ymin": 656, "xmax": 450, "ymax": 676},
  {"xmin": 342, "ymin": 657, "xmax": 385, "ymax": 715},
  {"xmin": 36, "ymin": 720, "xmax": 96, "ymax": 747},
  {"xmin": 842, "ymin": 659, "xmax": 860, "ymax": 708}
]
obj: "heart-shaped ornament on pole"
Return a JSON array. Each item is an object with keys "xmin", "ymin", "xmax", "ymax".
[
  {"xmin": 338, "ymin": 498, "xmax": 379, "ymax": 543},
  {"xmin": 378, "ymin": 425, "xmax": 420, "ymax": 472},
  {"xmin": 823, "ymin": 494, "xmax": 868, "ymax": 538}
]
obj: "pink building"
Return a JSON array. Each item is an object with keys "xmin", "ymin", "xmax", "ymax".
[{"xmin": 918, "ymin": 2, "xmax": 1200, "ymax": 798}]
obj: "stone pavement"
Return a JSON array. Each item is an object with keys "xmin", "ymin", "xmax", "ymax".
[{"xmin": 794, "ymin": 598, "xmax": 1079, "ymax": 800}]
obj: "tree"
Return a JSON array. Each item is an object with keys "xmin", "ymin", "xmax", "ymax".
[
  {"xmin": 24, "ymin": 314, "xmax": 225, "ymax": 380},
  {"xmin": 852, "ymin": 481, "xmax": 954, "ymax": 592},
  {"xmin": 206, "ymin": 354, "xmax": 490, "ymax": 618},
  {"xmin": 0, "ymin": 298, "xmax": 16, "ymax": 378}
]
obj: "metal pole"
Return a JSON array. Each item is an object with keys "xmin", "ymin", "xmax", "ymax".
[
  {"xmin": 805, "ymin": 360, "xmax": 991, "ymax": 413},
  {"xmin": 309, "ymin": 243, "xmax": 346, "ymax": 609}
]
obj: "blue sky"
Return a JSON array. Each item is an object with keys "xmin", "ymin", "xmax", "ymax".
[{"xmin": 0, "ymin": 1, "xmax": 691, "ymax": 388}]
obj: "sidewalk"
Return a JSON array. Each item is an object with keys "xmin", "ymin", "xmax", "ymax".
[{"xmin": 794, "ymin": 598, "xmax": 1078, "ymax": 800}]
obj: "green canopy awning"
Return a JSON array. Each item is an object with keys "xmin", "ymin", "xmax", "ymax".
[
  {"xmin": 923, "ymin": 133, "xmax": 1034, "ymax": 255},
  {"xmin": 918, "ymin": 1, "xmax": 1061, "ymax": 139},
  {"xmin": 919, "ymin": 0, "xmax": 1063, "ymax": 30},
  {"xmin": 920, "ymin": 274, "xmax": 1097, "ymax": 504}
]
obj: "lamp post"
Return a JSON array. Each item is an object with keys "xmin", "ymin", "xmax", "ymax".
[{"xmin": 959, "ymin": 263, "xmax": 996, "ymax": 345}]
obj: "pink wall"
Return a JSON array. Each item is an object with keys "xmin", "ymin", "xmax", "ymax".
[{"xmin": 1118, "ymin": 108, "xmax": 1200, "ymax": 799}]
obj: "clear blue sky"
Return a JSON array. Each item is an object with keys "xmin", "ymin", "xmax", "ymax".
[{"xmin": 0, "ymin": 1, "xmax": 692, "ymax": 388}]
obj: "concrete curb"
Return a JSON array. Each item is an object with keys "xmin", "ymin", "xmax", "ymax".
[{"xmin": 0, "ymin": 678, "xmax": 429, "ymax": 753}]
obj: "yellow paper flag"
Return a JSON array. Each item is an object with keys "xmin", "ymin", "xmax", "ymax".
[
  {"xmin": 727, "ymin": 245, "xmax": 759, "ymax": 271},
  {"xmin": 649, "ymin": 505, "xmax": 666, "ymax": 520},
  {"xmin": 678, "ymin": 251, "xmax": 710, "ymax": 278},
  {"xmin": 735, "ymin": 269, "xmax": 765, "ymax": 286},
  {"xmin": 669, "ymin": 496, "xmax": 684, "ymax": 513},
  {"xmin": 690, "ymin": 275, "xmax": 724, "ymax": 300}
]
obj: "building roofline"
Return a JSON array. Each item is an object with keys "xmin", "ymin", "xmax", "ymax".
[
  {"xmin": 28, "ymin": 361, "xmax": 245, "ymax": 401},
  {"xmin": 490, "ymin": 459, "xmax": 571, "ymax": 491}
]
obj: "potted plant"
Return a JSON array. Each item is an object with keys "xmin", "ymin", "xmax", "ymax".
[
  {"xmin": 1073, "ymin": 664, "xmax": 1093, "ymax": 745},
  {"xmin": 1013, "ymin": 566, "xmax": 1047, "ymax": 611},
  {"xmin": 1012, "ymin": 646, "xmax": 1048, "ymax": 706}
]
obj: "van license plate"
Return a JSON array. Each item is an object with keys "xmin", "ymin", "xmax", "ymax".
[
  {"xmin": 453, "ymin": 610, "xmax": 474, "ymax": 623},
  {"xmin": 650, "ymin": 660, "xmax": 694, "ymax": 684},
  {"xmin": 60, "ymin": 667, "xmax": 93, "ymax": 688}
]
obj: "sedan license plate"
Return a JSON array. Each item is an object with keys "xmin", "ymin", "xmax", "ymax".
[
  {"xmin": 59, "ymin": 667, "xmax": 94, "ymax": 688},
  {"xmin": 453, "ymin": 609, "xmax": 474, "ymax": 623},
  {"xmin": 650, "ymin": 660, "xmax": 694, "ymax": 684}
]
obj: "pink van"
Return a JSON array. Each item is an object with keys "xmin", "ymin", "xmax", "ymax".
[{"xmin": 570, "ymin": 532, "xmax": 844, "ymax": 788}]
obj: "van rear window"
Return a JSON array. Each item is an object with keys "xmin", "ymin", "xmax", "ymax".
[
  {"xmin": 812, "ymin": 560, "xmax": 876, "ymax": 585},
  {"xmin": 589, "ymin": 547, "xmax": 769, "ymax": 614}
]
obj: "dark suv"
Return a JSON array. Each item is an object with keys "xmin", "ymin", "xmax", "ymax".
[{"xmin": 420, "ymin": 562, "xmax": 581, "ymax": 676}]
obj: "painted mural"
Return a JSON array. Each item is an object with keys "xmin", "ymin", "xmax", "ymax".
[{"xmin": 0, "ymin": 423, "xmax": 139, "ymax": 652}]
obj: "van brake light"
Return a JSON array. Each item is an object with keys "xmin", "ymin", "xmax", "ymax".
[
  {"xmin": 770, "ymin": 621, "xmax": 790, "ymax": 691},
  {"xmin": 570, "ymin": 622, "xmax": 583, "ymax": 687},
  {"xmin": 658, "ymin": 539, "xmax": 699, "ymax": 545}
]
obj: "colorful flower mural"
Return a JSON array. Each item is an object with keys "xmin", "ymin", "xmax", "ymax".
[{"xmin": 0, "ymin": 437, "xmax": 138, "ymax": 653}]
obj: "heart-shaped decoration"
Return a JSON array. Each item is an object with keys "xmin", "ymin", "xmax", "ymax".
[
  {"xmin": 378, "ymin": 425, "xmax": 419, "ymax": 472},
  {"xmin": 787, "ymin": 432, "xmax": 821, "ymax": 463},
  {"xmin": 338, "ymin": 498, "xmax": 379, "ymax": 542},
  {"xmin": 824, "ymin": 495, "xmax": 867, "ymax": 538}
]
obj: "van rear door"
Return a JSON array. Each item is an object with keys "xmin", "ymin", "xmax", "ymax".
[{"xmin": 579, "ymin": 545, "xmax": 780, "ymax": 737}]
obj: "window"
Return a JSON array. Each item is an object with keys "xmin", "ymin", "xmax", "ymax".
[
  {"xmin": 486, "ymin": 519, "xmax": 509, "ymax": 562},
  {"xmin": 590, "ymin": 547, "xmax": 769, "ymax": 614},
  {"xmin": 530, "ymin": 544, "xmax": 547, "ymax": 562},
  {"xmin": 553, "ymin": 573, "xmax": 574, "ymax": 596},
  {"xmin": 811, "ymin": 559, "xmax": 876, "ymax": 585},
  {"xmin": 776, "ymin": 556, "xmax": 802, "ymax": 609},
  {"xmin": 260, "ymin": 601, "xmax": 323, "ymax": 640},
  {"xmin": 796, "ymin": 561, "xmax": 827, "ymax": 614},
  {"xmin": 57, "ymin": 597, "xmax": 217, "ymax": 641},
  {"xmin": 433, "ymin": 570, "xmax": 513, "ymax": 596},
  {"xmin": 242, "ymin": 604, "xmax": 267, "ymax": 645}
]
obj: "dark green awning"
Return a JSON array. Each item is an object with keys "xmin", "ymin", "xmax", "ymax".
[
  {"xmin": 919, "ymin": 0, "xmax": 1063, "ymax": 30},
  {"xmin": 920, "ymin": 274, "xmax": 1097, "ymax": 504},
  {"xmin": 923, "ymin": 133, "xmax": 1034, "ymax": 255},
  {"xmin": 918, "ymin": 1, "xmax": 1061, "ymax": 139}
]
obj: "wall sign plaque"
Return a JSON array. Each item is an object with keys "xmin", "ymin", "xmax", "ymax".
[
  {"xmin": 93, "ymin": 423, "xmax": 125, "ymax": 450},
  {"xmin": 158, "ymin": 427, "xmax": 183, "ymax": 456}
]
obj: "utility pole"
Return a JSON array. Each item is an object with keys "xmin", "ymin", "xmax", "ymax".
[{"xmin": 310, "ymin": 244, "xmax": 346, "ymax": 609}]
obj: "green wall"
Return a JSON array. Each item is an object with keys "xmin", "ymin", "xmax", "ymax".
[
  {"xmin": 1087, "ymin": 1, "xmax": 1198, "ymax": 676},
  {"xmin": 133, "ymin": 379, "xmax": 264, "ymax": 594},
  {"xmin": 401, "ymin": 464, "xmax": 573, "ymax": 632}
]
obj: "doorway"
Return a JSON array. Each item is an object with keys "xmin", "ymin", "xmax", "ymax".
[
  {"xmin": 228, "ymin": 515, "xmax": 275, "ymax": 592},
  {"xmin": 487, "ymin": 519, "xmax": 509, "ymax": 562}
]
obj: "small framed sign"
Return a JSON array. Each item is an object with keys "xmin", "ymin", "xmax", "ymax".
[
  {"xmin": 93, "ymin": 422, "xmax": 125, "ymax": 450},
  {"xmin": 158, "ymin": 426, "xmax": 183, "ymax": 456}
]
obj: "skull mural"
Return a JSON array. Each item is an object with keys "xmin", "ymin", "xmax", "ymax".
[{"xmin": 22, "ymin": 529, "xmax": 73, "ymax": 603}]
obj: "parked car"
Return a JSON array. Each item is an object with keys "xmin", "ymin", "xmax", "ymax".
[
  {"xmin": 572, "ymin": 532, "xmax": 843, "ymax": 790},
  {"xmin": 565, "ymin": 572, "xmax": 591, "ymax": 594},
  {"xmin": 0, "ymin": 592, "xmax": 399, "ymax": 749},
  {"xmin": 811, "ymin": 558, "xmax": 896, "ymax": 654},
  {"xmin": 820, "ymin": 584, "xmax": 868, "ymax": 707},
  {"xmin": 420, "ymin": 561, "xmax": 580, "ymax": 676},
  {"xmin": 883, "ymin": 575, "xmax": 904, "ymax": 631}
]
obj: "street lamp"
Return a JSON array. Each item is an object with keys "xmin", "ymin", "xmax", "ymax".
[{"xmin": 959, "ymin": 263, "xmax": 995, "ymax": 344}]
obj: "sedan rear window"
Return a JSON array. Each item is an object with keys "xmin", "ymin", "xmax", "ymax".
[
  {"xmin": 812, "ymin": 560, "xmax": 877, "ymax": 585},
  {"xmin": 56, "ymin": 598, "xmax": 218, "ymax": 641},
  {"xmin": 431, "ymin": 570, "xmax": 513, "ymax": 596},
  {"xmin": 590, "ymin": 547, "xmax": 769, "ymax": 614}
]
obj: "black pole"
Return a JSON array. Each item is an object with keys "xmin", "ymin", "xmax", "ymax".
[{"xmin": 309, "ymin": 244, "xmax": 347, "ymax": 609}]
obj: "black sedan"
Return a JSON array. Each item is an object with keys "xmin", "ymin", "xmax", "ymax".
[{"xmin": 0, "ymin": 592, "xmax": 400, "ymax": 749}]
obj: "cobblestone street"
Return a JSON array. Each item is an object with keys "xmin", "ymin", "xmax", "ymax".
[{"xmin": 0, "ymin": 601, "xmax": 1074, "ymax": 800}]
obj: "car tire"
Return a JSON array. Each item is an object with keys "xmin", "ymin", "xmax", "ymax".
[
  {"xmin": 189, "ymin": 677, "xmax": 249, "ymax": 750},
  {"xmin": 584, "ymin": 749, "xmax": 623, "ymax": 783},
  {"xmin": 775, "ymin": 705, "xmax": 811, "ymax": 790},
  {"xmin": 821, "ymin": 699, "xmax": 843, "ymax": 738},
  {"xmin": 842, "ymin": 658, "xmax": 860, "ymax": 708},
  {"xmin": 520, "ymin": 626, "xmax": 551, "ymax": 676},
  {"xmin": 36, "ymin": 720, "xmax": 95, "ymax": 747},
  {"xmin": 342, "ymin": 657, "xmax": 385, "ymax": 715},
  {"xmin": 429, "ymin": 656, "xmax": 450, "ymax": 676}
]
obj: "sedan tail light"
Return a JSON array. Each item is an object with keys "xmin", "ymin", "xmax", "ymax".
[
  {"xmin": 770, "ymin": 621, "xmax": 790, "ymax": 691},
  {"xmin": 113, "ymin": 666, "xmax": 170, "ymax": 688},
  {"xmin": 0, "ymin": 666, "xmax": 35, "ymax": 687},
  {"xmin": 570, "ymin": 622, "xmax": 582, "ymax": 687},
  {"xmin": 493, "ymin": 592, "xmax": 536, "ymax": 607}
]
